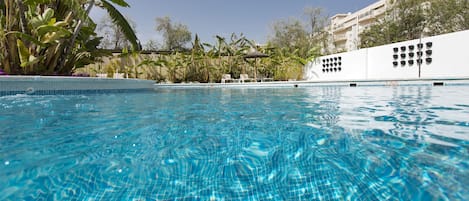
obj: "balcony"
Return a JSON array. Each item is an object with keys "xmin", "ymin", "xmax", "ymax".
[
  {"xmin": 373, "ymin": 5, "xmax": 386, "ymax": 16},
  {"xmin": 334, "ymin": 34, "xmax": 347, "ymax": 42},
  {"xmin": 358, "ymin": 10, "xmax": 373, "ymax": 21},
  {"xmin": 332, "ymin": 24, "xmax": 344, "ymax": 31}
]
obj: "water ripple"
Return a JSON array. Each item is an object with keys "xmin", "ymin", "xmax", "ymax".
[{"xmin": 0, "ymin": 87, "xmax": 468, "ymax": 200}]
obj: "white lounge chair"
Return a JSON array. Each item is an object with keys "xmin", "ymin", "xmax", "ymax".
[
  {"xmin": 113, "ymin": 73, "xmax": 125, "ymax": 79},
  {"xmin": 239, "ymin": 74, "xmax": 255, "ymax": 83},
  {"xmin": 221, "ymin": 74, "xmax": 237, "ymax": 83},
  {"xmin": 96, "ymin": 73, "xmax": 108, "ymax": 78},
  {"xmin": 258, "ymin": 75, "xmax": 274, "ymax": 82}
]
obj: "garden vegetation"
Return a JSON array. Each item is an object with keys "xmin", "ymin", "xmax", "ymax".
[{"xmin": 1, "ymin": 0, "xmax": 467, "ymax": 82}]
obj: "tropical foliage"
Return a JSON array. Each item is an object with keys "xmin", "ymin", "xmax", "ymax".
[
  {"xmin": 0, "ymin": 0, "xmax": 140, "ymax": 75},
  {"xmin": 1, "ymin": 1, "xmax": 324, "ymax": 80},
  {"xmin": 266, "ymin": 8, "xmax": 327, "ymax": 80},
  {"xmin": 79, "ymin": 31, "xmax": 317, "ymax": 82},
  {"xmin": 77, "ymin": 5, "xmax": 328, "ymax": 82}
]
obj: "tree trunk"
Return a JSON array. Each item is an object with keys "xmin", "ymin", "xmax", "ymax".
[
  {"xmin": 16, "ymin": 0, "xmax": 29, "ymax": 35},
  {"xmin": 56, "ymin": 0, "xmax": 95, "ymax": 72},
  {"xmin": 4, "ymin": 0, "xmax": 20, "ymax": 74}
]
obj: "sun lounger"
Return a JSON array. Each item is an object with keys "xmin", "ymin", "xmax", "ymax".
[
  {"xmin": 113, "ymin": 73, "xmax": 125, "ymax": 79},
  {"xmin": 221, "ymin": 74, "xmax": 236, "ymax": 83},
  {"xmin": 96, "ymin": 73, "xmax": 108, "ymax": 78},
  {"xmin": 239, "ymin": 74, "xmax": 255, "ymax": 83}
]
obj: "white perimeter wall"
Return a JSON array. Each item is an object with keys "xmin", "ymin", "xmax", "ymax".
[{"xmin": 304, "ymin": 30, "xmax": 469, "ymax": 81}]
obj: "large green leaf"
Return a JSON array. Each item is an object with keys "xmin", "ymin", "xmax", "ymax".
[
  {"xmin": 24, "ymin": 0, "xmax": 54, "ymax": 5},
  {"xmin": 17, "ymin": 39, "xmax": 40, "ymax": 67},
  {"xmin": 17, "ymin": 39, "xmax": 30, "ymax": 67},
  {"xmin": 108, "ymin": 0, "xmax": 130, "ymax": 7},
  {"xmin": 137, "ymin": 59, "xmax": 167, "ymax": 67},
  {"xmin": 54, "ymin": 20, "xmax": 69, "ymax": 28},
  {"xmin": 48, "ymin": 0, "xmax": 88, "ymax": 22},
  {"xmin": 37, "ymin": 25, "xmax": 71, "ymax": 38},
  {"xmin": 30, "ymin": 8, "xmax": 55, "ymax": 29},
  {"xmin": 8, "ymin": 31, "xmax": 45, "ymax": 47},
  {"xmin": 41, "ymin": 32, "xmax": 68, "ymax": 44},
  {"xmin": 101, "ymin": 0, "xmax": 141, "ymax": 50},
  {"xmin": 42, "ymin": 8, "xmax": 54, "ymax": 22}
]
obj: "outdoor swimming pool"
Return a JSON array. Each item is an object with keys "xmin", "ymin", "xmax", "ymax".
[{"xmin": 1, "ymin": 85, "xmax": 468, "ymax": 200}]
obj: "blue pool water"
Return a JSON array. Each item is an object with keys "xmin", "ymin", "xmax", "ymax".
[{"xmin": 0, "ymin": 86, "xmax": 468, "ymax": 200}]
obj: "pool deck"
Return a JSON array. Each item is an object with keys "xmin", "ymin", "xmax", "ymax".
[{"xmin": 155, "ymin": 78, "xmax": 469, "ymax": 88}]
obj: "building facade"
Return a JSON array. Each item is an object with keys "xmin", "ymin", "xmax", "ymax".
[{"xmin": 327, "ymin": 0, "xmax": 393, "ymax": 52}]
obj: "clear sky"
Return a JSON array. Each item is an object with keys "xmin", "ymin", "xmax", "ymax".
[{"xmin": 90, "ymin": 0, "xmax": 378, "ymax": 46}]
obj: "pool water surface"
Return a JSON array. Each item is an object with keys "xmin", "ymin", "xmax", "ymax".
[{"xmin": 0, "ymin": 86, "xmax": 468, "ymax": 200}]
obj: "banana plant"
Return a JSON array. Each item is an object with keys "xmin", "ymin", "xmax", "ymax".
[
  {"xmin": 7, "ymin": 7, "xmax": 73, "ymax": 74},
  {"xmin": 225, "ymin": 33, "xmax": 247, "ymax": 76},
  {"xmin": 186, "ymin": 34, "xmax": 205, "ymax": 82},
  {"xmin": 138, "ymin": 58, "xmax": 167, "ymax": 81},
  {"xmin": 118, "ymin": 46, "xmax": 145, "ymax": 78},
  {"xmin": 214, "ymin": 35, "xmax": 227, "ymax": 74},
  {"xmin": 1, "ymin": 0, "xmax": 104, "ymax": 74},
  {"xmin": 0, "ymin": 0, "xmax": 138, "ymax": 75},
  {"xmin": 164, "ymin": 52, "xmax": 183, "ymax": 83},
  {"xmin": 292, "ymin": 46, "xmax": 320, "ymax": 65},
  {"xmin": 202, "ymin": 43, "xmax": 216, "ymax": 82}
]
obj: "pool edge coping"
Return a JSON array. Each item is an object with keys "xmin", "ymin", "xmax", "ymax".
[
  {"xmin": 154, "ymin": 78, "xmax": 469, "ymax": 88},
  {"xmin": 0, "ymin": 76, "xmax": 156, "ymax": 96}
]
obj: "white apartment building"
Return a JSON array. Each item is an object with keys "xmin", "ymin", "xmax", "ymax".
[{"xmin": 327, "ymin": 0, "xmax": 393, "ymax": 52}]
